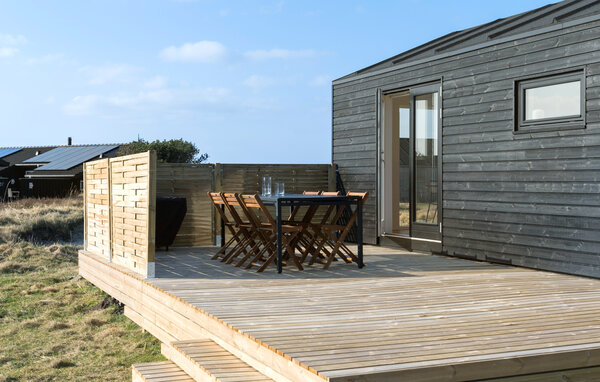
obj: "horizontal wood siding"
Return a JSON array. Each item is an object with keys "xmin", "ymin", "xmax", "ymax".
[
  {"xmin": 333, "ymin": 20, "xmax": 600, "ymax": 277},
  {"xmin": 156, "ymin": 163, "xmax": 214, "ymax": 247}
]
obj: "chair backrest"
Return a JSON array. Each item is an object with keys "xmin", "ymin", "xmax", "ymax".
[
  {"xmin": 317, "ymin": 191, "xmax": 342, "ymax": 224},
  {"xmin": 207, "ymin": 192, "xmax": 229, "ymax": 223},
  {"xmin": 222, "ymin": 193, "xmax": 247, "ymax": 226},
  {"xmin": 347, "ymin": 191, "xmax": 369, "ymax": 205},
  {"xmin": 208, "ymin": 192, "xmax": 224, "ymax": 205},
  {"xmin": 339, "ymin": 192, "xmax": 369, "ymax": 227},
  {"xmin": 325, "ymin": 191, "xmax": 368, "ymax": 226},
  {"xmin": 238, "ymin": 194, "xmax": 275, "ymax": 228},
  {"xmin": 288, "ymin": 191, "xmax": 322, "ymax": 221}
]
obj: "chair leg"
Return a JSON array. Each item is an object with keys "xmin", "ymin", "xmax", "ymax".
[
  {"xmin": 323, "ymin": 221, "xmax": 356, "ymax": 270},
  {"xmin": 212, "ymin": 231, "xmax": 242, "ymax": 260}
]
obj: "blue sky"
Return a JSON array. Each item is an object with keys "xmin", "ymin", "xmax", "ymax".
[{"xmin": 0, "ymin": 0, "xmax": 550, "ymax": 163}]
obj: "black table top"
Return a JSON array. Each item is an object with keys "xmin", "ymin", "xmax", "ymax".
[{"xmin": 258, "ymin": 193, "xmax": 359, "ymax": 204}]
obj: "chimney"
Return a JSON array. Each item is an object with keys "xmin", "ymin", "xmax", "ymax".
[{"xmin": 67, "ymin": 137, "xmax": 72, "ymax": 146}]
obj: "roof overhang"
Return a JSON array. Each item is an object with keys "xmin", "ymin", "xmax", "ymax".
[
  {"xmin": 333, "ymin": 13, "xmax": 600, "ymax": 86},
  {"xmin": 25, "ymin": 173, "xmax": 76, "ymax": 178}
]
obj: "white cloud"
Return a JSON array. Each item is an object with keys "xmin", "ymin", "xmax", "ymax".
[
  {"xmin": 244, "ymin": 48, "xmax": 317, "ymax": 60},
  {"xmin": 0, "ymin": 33, "xmax": 27, "ymax": 45},
  {"xmin": 243, "ymin": 75, "xmax": 276, "ymax": 88},
  {"xmin": 63, "ymin": 87, "xmax": 230, "ymax": 116},
  {"xmin": 190, "ymin": 87, "xmax": 231, "ymax": 103},
  {"xmin": 63, "ymin": 95, "xmax": 101, "ymax": 116},
  {"xmin": 144, "ymin": 76, "xmax": 168, "ymax": 89},
  {"xmin": 79, "ymin": 64, "xmax": 139, "ymax": 85},
  {"xmin": 26, "ymin": 53, "xmax": 73, "ymax": 66},
  {"xmin": 309, "ymin": 75, "xmax": 331, "ymax": 87},
  {"xmin": 0, "ymin": 47, "xmax": 18, "ymax": 57},
  {"xmin": 0, "ymin": 33, "xmax": 27, "ymax": 58},
  {"xmin": 159, "ymin": 41, "xmax": 227, "ymax": 63},
  {"xmin": 259, "ymin": 0, "xmax": 284, "ymax": 14},
  {"xmin": 107, "ymin": 89, "xmax": 174, "ymax": 108}
]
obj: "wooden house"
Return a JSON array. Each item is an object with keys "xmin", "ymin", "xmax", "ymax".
[
  {"xmin": 332, "ymin": 0, "xmax": 600, "ymax": 278},
  {"xmin": 76, "ymin": 2, "xmax": 600, "ymax": 381},
  {"xmin": 0, "ymin": 142, "xmax": 119, "ymax": 200}
]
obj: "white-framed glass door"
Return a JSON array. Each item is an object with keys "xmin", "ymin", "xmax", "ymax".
[{"xmin": 380, "ymin": 82, "xmax": 441, "ymax": 241}]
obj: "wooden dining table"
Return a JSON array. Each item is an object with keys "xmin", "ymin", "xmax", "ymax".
[{"xmin": 258, "ymin": 193, "xmax": 364, "ymax": 273}]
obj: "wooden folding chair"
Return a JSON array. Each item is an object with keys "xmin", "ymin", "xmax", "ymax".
[
  {"xmin": 237, "ymin": 194, "xmax": 304, "ymax": 272},
  {"xmin": 208, "ymin": 192, "xmax": 245, "ymax": 261},
  {"xmin": 295, "ymin": 191, "xmax": 341, "ymax": 263},
  {"xmin": 311, "ymin": 192, "xmax": 369, "ymax": 269},
  {"xmin": 284, "ymin": 191, "xmax": 322, "ymax": 256},
  {"xmin": 220, "ymin": 193, "xmax": 264, "ymax": 265},
  {"xmin": 285, "ymin": 191, "xmax": 320, "ymax": 224}
]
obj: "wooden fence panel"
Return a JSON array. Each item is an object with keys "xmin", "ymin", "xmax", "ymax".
[
  {"xmin": 156, "ymin": 163, "xmax": 214, "ymax": 247},
  {"xmin": 83, "ymin": 159, "xmax": 111, "ymax": 260},
  {"xmin": 109, "ymin": 151, "xmax": 155, "ymax": 277},
  {"xmin": 84, "ymin": 157, "xmax": 334, "ymax": 268},
  {"xmin": 219, "ymin": 164, "xmax": 334, "ymax": 194}
]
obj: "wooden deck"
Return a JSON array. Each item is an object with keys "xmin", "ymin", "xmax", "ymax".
[{"xmin": 79, "ymin": 245, "xmax": 600, "ymax": 381}]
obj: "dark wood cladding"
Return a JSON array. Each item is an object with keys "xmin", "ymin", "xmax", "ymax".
[{"xmin": 332, "ymin": 20, "xmax": 600, "ymax": 277}]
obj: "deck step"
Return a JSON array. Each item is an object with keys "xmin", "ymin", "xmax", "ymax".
[
  {"xmin": 132, "ymin": 361, "xmax": 195, "ymax": 382},
  {"xmin": 162, "ymin": 339, "xmax": 274, "ymax": 382}
]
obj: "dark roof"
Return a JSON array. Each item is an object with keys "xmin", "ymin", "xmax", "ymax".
[
  {"xmin": 342, "ymin": 0, "xmax": 600, "ymax": 78},
  {"xmin": 23, "ymin": 145, "xmax": 119, "ymax": 171},
  {"xmin": 0, "ymin": 147, "xmax": 56, "ymax": 167},
  {"xmin": 0, "ymin": 148, "xmax": 21, "ymax": 158}
]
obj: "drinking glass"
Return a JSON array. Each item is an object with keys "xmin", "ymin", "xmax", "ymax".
[
  {"xmin": 278, "ymin": 182, "xmax": 285, "ymax": 195},
  {"xmin": 262, "ymin": 176, "xmax": 271, "ymax": 196}
]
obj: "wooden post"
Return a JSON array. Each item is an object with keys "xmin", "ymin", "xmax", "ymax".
[
  {"xmin": 147, "ymin": 150, "xmax": 157, "ymax": 277},
  {"xmin": 328, "ymin": 164, "xmax": 336, "ymax": 192},
  {"xmin": 213, "ymin": 163, "xmax": 222, "ymax": 246},
  {"xmin": 108, "ymin": 159, "xmax": 113, "ymax": 263},
  {"xmin": 83, "ymin": 163, "xmax": 88, "ymax": 252}
]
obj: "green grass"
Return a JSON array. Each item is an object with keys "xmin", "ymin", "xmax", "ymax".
[{"xmin": 0, "ymin": 198, "xmax": 164, "ymax": 382}]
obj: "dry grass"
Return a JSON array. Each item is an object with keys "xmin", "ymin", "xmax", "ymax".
[
  {"xmin": 0, "ymin": 198, "xmax": 164, "ymax": 382},
  {"xmin": 398, "ymin": 202, "xmax": 438, "ymax": 226},
  {"xmin": 0, "ymin": 197, "xmax": 84, "ymax": 244}
]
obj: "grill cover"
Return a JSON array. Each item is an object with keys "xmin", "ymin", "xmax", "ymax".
[{"xmin": 156, "ymin": 197, "xmax": 187, "ymax": 250}]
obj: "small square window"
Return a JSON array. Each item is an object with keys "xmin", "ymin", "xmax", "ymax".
[{"xmin": 515, "ymin": 70, "xmax": 585, "ymax": 133}]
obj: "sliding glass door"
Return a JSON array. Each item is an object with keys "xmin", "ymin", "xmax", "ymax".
[
  {"xmin": 381, "ymin": 82, "xmax": 441, "ymax": 241},
  {"xmin": 410, "ymin": 84, "xmax": 441, "ymax": 240}
]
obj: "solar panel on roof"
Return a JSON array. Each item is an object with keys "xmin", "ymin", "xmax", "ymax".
[
  {"xmin": 24, "ymin": 145, "xmax": 119, "ymax": 171},
  {"xmin": 0, "ymin": 148, "xmax": 21, "ymax": 158}
]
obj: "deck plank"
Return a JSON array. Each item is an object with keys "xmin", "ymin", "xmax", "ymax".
[
  {"xmin": 82, "ymin": 245, "xmax": 600, "ymax": 381},
  {"xmin": 149, "ymin": 246, "xmax": 600, "ymax": 380}
]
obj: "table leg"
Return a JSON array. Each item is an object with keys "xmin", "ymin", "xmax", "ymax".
[
  {"xmin": 276, "ymin": 200, "xmax": 283, "ymax": 274},
  {"xmin": 220, "ymin": 205, "xmax": 225, "ymax": 247},
  {"xmin": 357, "ymin": 199, "xmax": 364, "ymax": 268}
]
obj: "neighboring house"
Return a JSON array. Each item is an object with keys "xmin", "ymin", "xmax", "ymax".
[
  {"xmin": 0, "ymin": 142, "xmax": 120, "ymax": 199},
  {"xmin": 18, "ymin": 144, "xmax": 120, "ymax": 197},
  {"xmin": 0, "ymin": 146, "xmax": 57, "ymax": 200},
  {"xmin": 332, "ymin": 0, "xmax": 600, "ymax": 278}
]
